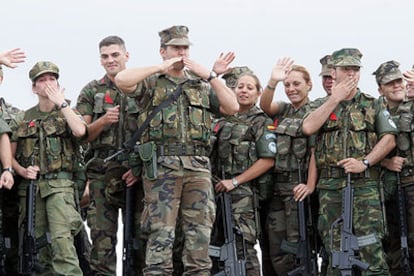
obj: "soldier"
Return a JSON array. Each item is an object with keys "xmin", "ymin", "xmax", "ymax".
[
  {"xmin": 0, "ymin": 47, "xmax": 25, "ymax": 274},
  {"xmin": 374, "ymin": 60, "xmax": 414, "ymax": 273},
  {"xmin": 319, "ymin": 54, "xmax": 333, "ymax": 96},
  {"xmin": 260, "ymin": 58, "xmax": 318, "ymax": 275},
  {"xmin": 10, "ymin": 61, "xmax": 86, "ymax": 275},
  {"xmin": 115, "ymin": 25, "xmax": 238, "ymax": 275},
  {"xmin": 212, "ymin": 71, "xmax": 276, "ymax": 275},
  {"xmin": 404, "ymin": 65, "xmax": 414, "ymax": 100},
  {"xmin": 302, "ymin": 48, "xmax": 397, "ymax": 275},
  {"xmin": 76, "ymin": 35, "xmax": 142, "ymax": 275}
]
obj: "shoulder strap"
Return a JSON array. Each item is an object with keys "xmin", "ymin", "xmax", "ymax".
[{"xmin": 124, "ymin": 81, "xmax": 187, "ymax": 149}]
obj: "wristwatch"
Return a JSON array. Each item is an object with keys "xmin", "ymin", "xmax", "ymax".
[
  {"xmin": 362, "ymin": 159, "xmax": 370, "ymax": 168},
  {"xmin": 232, "ymin": 177, "xmax": 239, "ymax": 188},
  {"xmin": 60, "ymin": 102, "xmax": 69, "ymax": 109},
  {"xmin": 207, "ymin": 71, "xmax": 218, "ymax": 82},
  {"xmin": 2, "ymin": 167, "xmax": 15, "ymax": 175}
]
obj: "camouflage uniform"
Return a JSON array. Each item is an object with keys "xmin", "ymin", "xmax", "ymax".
[
  {"xmin": 76, "ymin": 74, "xmax": 143, "ymax": 275},
  {"xmin": 211, "ymin": 105, "xmax": 276, "ymax": 275},
  {"xmin": 373, "ymin": 61, "xmax": 414, "ymax": 273},
  {"xmin": 0, "ymin": 96, "xmax": 20, "ymax": 274},
  {"xmin": 309, "ymin": 49, "xmax": 397, "ymax": 275},
  {"xmin": 0, "ymin": 115, "xmax": 12, "ymax": 274},
  {"xmin": 128, "ymin": 26, "xmax": 226, "ymax": 275},
  {"xmin": 266, "ymin": 101, "xmax": 314, "ymax": 275},
  {"xmin": 10, "ymin": 61, "xmax": 85, "ymax": 275}
]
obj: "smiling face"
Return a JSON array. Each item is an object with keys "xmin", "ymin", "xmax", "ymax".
[
  {"xmin": 283, "ymin": 66, "xmax": 312, "ymax": 109},
  {"xmin": 379, "ymin": 78, "xmax": 406, "ymax": 107},
  {"xmin": 100, "ymin": 44, "xmax": 129, "ymax": 79},
  {"xmin": 234, "ymin": 74, "xmax": 261, "ymax": 112}
]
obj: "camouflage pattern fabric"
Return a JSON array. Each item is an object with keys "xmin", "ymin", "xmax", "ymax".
[
  {"xmin": 381, "ymin": 100, "xmax": 414, "ymax": 273},
  {"xmin": 9, "ymin": 106, "xmax": 84, "ymax": 275},
  {"xmin": 267, "ymin": 101, "xmax": 314, "ymax": 274},
  {"xmin": 141, "ymin": 164, "xmax": 215, "ymax": 275},
  {"xmin": 76, "ymin": 75, "xmax": 143, "ymax": 275},
  {"xmin": 211, "ymin": 106, "xmax": 276, "ymax": 275},
  {"xmin": 308, "ymin": 90, "xmax": 398, "ymax": 275},
  {"xmin": 313, "ymin": 90, "xmax": 397, "ymax": 189},
  {"xmin": 331, "ymin": 48, "xmax": 362, "ymax": 67},
  {"xmin": 372, "ymin": 60, "xmax": 403, "ymax": 85},
  {"xmin": 318, "ymin": 183, "xmax": 389, "ymax": 275},
  {"xmin": 134, "ymin": 71, "xmax": 220, "ymax": 275}
]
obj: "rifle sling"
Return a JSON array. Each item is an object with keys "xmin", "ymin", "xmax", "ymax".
[{"xmin": 124, "ymin": 81, "xmax": 187, "ymax": 150}]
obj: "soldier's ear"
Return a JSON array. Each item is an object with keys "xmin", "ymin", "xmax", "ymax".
[{"xmin": 377, "ymin": 87, "xmax": 384, "ymax": 96}]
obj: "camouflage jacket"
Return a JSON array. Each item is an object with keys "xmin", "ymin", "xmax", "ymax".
[
  {"xmin": 211, "ymin": 105, "xmax": 276, "ymax": 178},
  {"xmin": 273, "ymin": 100, "xmax": 314, "ymax": 173},
  {"xmin": 0, "ymin": 97, "xmax": 20, "ymax": 124},
  {"xmin": 76, "ymin": 75, "xmax": 139, "ymax": 154},
  {"xmin": 10, "ymin": 105, "xmax": 85, "ymax": 176}
]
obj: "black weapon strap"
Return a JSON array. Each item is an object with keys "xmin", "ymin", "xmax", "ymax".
[{"xmin": 124, "ymin": 80, "xmax": 188, "ymax": 149}]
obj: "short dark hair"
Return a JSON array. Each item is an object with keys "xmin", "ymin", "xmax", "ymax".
[{"xmin": 99, "ymin": 35, "xmax": 126, "ymax": 50}]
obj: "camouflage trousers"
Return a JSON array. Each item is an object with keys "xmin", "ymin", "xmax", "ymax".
[
  {"xmin": 141, "ymin": 165, "xmax": 215, "ymax": 276},
  {"xmin": 87, "ymin": 161, "xmax": 144, "ymax": 276},
  {"xmin": 383, "ymin": 183, "xmax": 414, "ymax": 274},
  {"xmin": 266, "ymin": 194, "xmax": 297, "ymax": 275},
  {"xmin": 18, "ymin": 180, "xmax": 83, "ymax": 276},
  {"xmin": 318, "ymin": 184, "xmax": 389, "ymax": 275},
  {"xmin": 230, "ymin": 185, "xmax": 260, "ymax": 276}
]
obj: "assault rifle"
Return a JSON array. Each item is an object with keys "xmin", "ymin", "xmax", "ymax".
[
  {"xmin": 396, "ymin": 172, "xmax": 412, "ymax": 275},
  {"xmin": 19, "ymin": 153, "xmax": 51, "ymax": 275},
  {"xmin": 287, "ymin": 165, "xmax": 318, "ymax": 276},
  {"xmin": 209, "ymin": 175, "xmax": 246, "ymax": 276},
  {"xmin": 18, "ymin": 173, "xmax": 51, "ymax": 275},
  {"xmin": 122, "ymin": 184, "xmax": 140, "ymax": 276},
  {"xmin": 330, "ymin": 173, "xmax": 369, "ymax": 275}
]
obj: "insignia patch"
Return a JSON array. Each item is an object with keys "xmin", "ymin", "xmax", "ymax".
[{"xmin": 269, "ymin": 142, "xmax": 277, "ymax": 153}]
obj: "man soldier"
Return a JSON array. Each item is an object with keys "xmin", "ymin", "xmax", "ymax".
[
  {"xmin": 302, "ymin": 48, "xmax": 397, "ymax": 275},
  {"xmin": 115, "ymin": 25, "xmax": 238, "ymax": 275}
]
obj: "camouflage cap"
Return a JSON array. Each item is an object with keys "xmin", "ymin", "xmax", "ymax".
[
  {"xmin": 159, "ymin": 25, "xmax": 192, "ymax": 46},
  {"xmin": 319, "ymin": 55, "xmax": 333, "ymax": 76},
  {"xmin": 373, "ymin": 60, "xmax": 403, "ymax": 85},
  {"xmin": 221, "ymin": 66, "xmax": 253, "ymax": 88},
  {"xmin": 331, "ymin": 48, "xmax": 363, "ymax": 67},
  {"xmin": 29, "ymin": 61, "xmax": 59, "ymax": 82}
]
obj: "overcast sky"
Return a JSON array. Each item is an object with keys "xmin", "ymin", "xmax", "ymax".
[{"xmin": 2, "ymin": 0, "xmax": 413, "ymax": 110}]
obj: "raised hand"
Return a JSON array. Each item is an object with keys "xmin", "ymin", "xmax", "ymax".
[
  {"xmin": 0, "ymin": 48, "xmax": 26, "ymax": 68},
  {"xmin": 212, "ymin": 52, "xmax": 235, "ymax": 75},
  {"xmin": 270, "ymin": 57, "xmax": 294, "ymax": 82}
]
